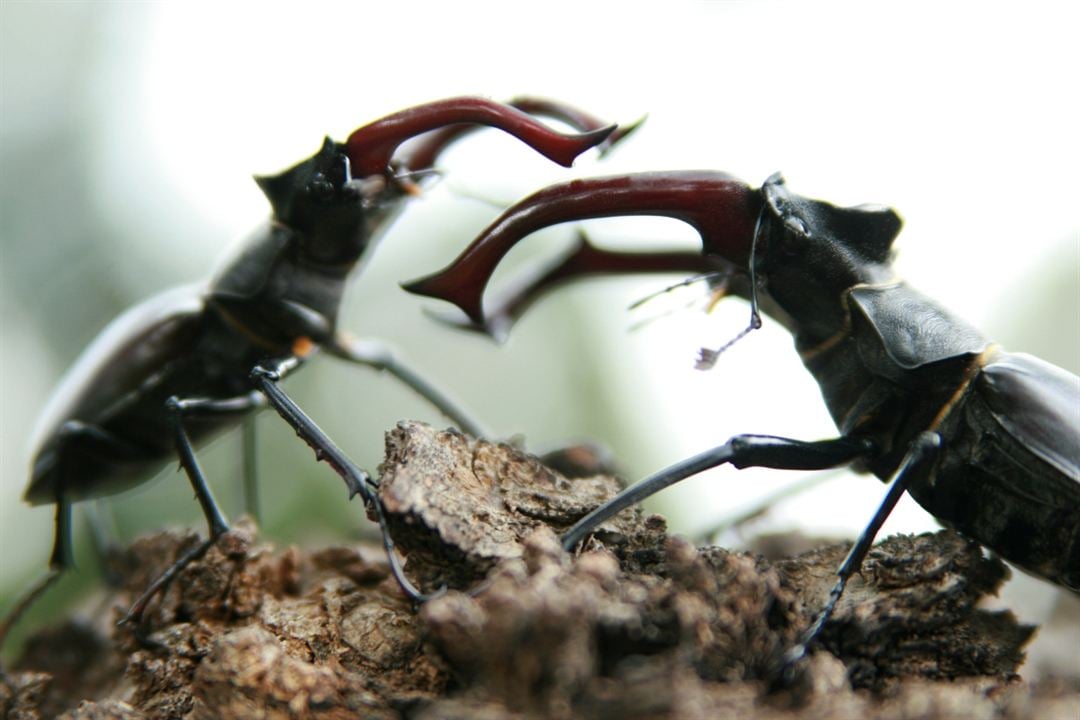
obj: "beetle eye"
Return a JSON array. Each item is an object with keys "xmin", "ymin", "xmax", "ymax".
[
  {"xmin": 784, "ymin": 216, "xmax": 809, "ymax": 236},
  {"xmin": 776, "ymin": 214, "xmax": 807, "ymax": 255},
  {"xmin": 309, "ymin": 173, "xmax": 335, "ymax": 200}
]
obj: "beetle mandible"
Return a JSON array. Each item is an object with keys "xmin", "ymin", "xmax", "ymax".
[
  {"xmin": 405, "ymin": 169, "xmax": 1080, "ymax": 676},
  {"xmin": 0, "ymin": 97, "xmax": 628, "ymax": 651}
]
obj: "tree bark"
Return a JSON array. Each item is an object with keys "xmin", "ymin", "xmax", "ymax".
[{"xmin": 2, "ymin": 421, "xmax": 1077, "ymax": 719}]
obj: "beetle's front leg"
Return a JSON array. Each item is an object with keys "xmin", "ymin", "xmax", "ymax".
[
  {"xmin": 250, "ymin": 359, "xmax": 429, "ymax": 602},
  {"xmin": 272, "ymin": 297, "xmax": 489, "ymax": 439},
  {"xmin": 561, "ymin": 434, "xmax": 874, "ymax": 550}
]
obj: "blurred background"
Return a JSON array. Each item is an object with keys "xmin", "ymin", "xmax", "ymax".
[{"xmin": 1, "ymin": 2, "xmax": 1076, "ymax": 668}]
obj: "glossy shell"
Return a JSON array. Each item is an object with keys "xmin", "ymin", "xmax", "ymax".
[{"xmin": 25, "ymin": 285, "xmax": 206, "ymax": 505}]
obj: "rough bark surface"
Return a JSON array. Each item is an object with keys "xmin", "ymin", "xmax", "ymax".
[{"xmin": 2, "ymin": 421, "xmax": 1077, "ymax": 719}]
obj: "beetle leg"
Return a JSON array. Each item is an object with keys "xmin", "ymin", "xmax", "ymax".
[
  {"xmin": 250, "ymin": 361, "xmax": 431, "ymax": 602},
  {"xmin": 345, "ymin": 97, "xmax": 617, "ymax": 184},
  {"xmin": 241, "ymin": 416, "xmax": 259, "ymax": 523},
  {"xmin": 773, "ymin": 432, "xmax": 942, "ymax": 687},
  {"xmin": 404, "ymin": 171, "xmax": 761, "ymax": 326},
  {"xmin": 83, "ymin": 500, "xmax": 125, "ymax": 586},
  {"xmin": 119, "ymin": 391, "xmax": 264, "ymax": 627},
  {"xmin": 1, "ymin": 419, "xmax": 163, "ymax": 654},
  {"xmin": 694, "ymin": 469, "xmax": 845, "ymax": 546},
  {"xmin": 393, "ymin": 96, "xmax": 643, "ymax": 175},
  {"xmin": 562, "ymin": 434, "xmax": 875, "ymax": 551},
  {"xmin": 0, "ymin": 500, "xmax": 70, "ymax": 662},
  {"xmin": 324, "ymin": 334, "xmax": 489, "ymax": 439}
]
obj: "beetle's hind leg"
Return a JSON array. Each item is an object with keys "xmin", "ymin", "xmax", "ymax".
[
  {"xmin": 1, "ymin": 419, "xmax": 160, "ymax": 660},
  {"xmin": 119, "ymin": 391, "xmax": 264, "ymax": 629},
  {"xmin": 241, "ymin": 415, "xmax": 260, "ymax": 522},
  {"xmin": 250, "ymin": 358, "xmax": 431, "ymax": 602},
  {"xmin": 83, "ymin": 499, "xmax": 125, "ymax": 587},
  {"xmin": 0, "ymin": 500, "xmax": 71, "ymax": 666}
]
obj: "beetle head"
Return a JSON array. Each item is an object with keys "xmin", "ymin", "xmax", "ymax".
[
  {"xmin": 255, "ymin": 137, "xmax": 399, "ymax": 267},
  {"xmin": 752, "ymin": 174, "xmax": 902, "ymax": 338}
]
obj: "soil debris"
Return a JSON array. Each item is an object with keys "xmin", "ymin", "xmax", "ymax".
[{"xmin": 2, "ymin": 421, "xmax": 1073, "ymax": 719}]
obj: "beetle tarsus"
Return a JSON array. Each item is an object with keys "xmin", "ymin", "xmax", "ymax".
[
  {"xmin": 0, "ymin": 567, "xmax": 63, "ymax": 666},
  {"xmin": 118, "ymin": 533, "xmax": 221, "ymax": 629}
]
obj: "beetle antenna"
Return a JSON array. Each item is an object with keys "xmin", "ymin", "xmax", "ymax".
[
  {"xmin": 388, "ymin": 167, "xmax": 444, "ymax": 197},
  {"xmin": 695, "ymin": 202, "xmax": 766, "ymax": 369},
  {"xmin": 627, "ymin": 294, "xmax": 709, "ymax": 333},
  {"xmin": 394, "ymin": 166, "xmax": 444, "ymax": 185},
  {"xmin": 444, "ymin": 181, "xmax": 511, "ymax": 212},
  {"xmin": 627, "ymin": 270, "xmax": 734, "ymax": 334},
  {"xmin": 627, "ymin": 270, "xmax": 731, "ymax": 311}
]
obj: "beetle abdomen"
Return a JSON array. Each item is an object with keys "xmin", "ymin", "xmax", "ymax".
[{"xmin": 912, "ymin": 352, "xmax": 1080, "ymax": 590}]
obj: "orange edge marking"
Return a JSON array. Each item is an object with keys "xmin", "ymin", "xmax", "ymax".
[
  {"xmin": 212, "ymin": 304, "xmax": 281, "ymax": 351},
  {"xmin": 292, "ymin": 336, "xmax": 316, "ymax": 358},
  {"xmin": 927, "ymin": 345, "xmax": 999, "ymax": 432},
  {"xmin": 398, "ymin": 177, "xmax": 423, "ymax": 197},
  {"xmin": 704, "ymin": 285, "xmax": 729, "ymax": 313},
  {"xmin": 797, "ymin": 304, "xmax": 852, "ymax": 363},
  {"xmin": 797, "ymin": 279, "xmax": 903, "ymax": 363}
]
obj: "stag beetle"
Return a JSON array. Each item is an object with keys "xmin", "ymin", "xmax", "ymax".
[
  {"xmin": 405, "ymin": 169, "xmax": 1080, "ymax": 675},
  {"xmin": 0, "ymin": 97, "xmax": 631, "ymax": 653}
]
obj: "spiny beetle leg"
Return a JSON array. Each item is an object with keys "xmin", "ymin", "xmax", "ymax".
[
  {"xmin": 0, "ymin": 501, "xmax": 68, "ymax": 663},
  {"xmin": 1, "ymin": 420, "xmax": 157, "ymax": 652},
  {"xmin": 83, "ymin": 500, "xmax": 125, "ymax": 587},
  {"xmin": 119, "ymin": 392, "xmax": 262, "ymax": 628},
  {"xmin": 562, "ymin": 434, "xmax": 873, "ymax": 551},
  {"xmin": 241, "ymin": 416, "xmax": 259, "ymax": 522},
  {"xmin": 250, "ymin": 361, "xmax": 432, "ymax": 602},
  {"xmin": 772, "ymin": 432, "xmax": 942, "ymax": 689}
]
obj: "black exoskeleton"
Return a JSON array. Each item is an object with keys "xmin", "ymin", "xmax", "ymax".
[{"xmin": 405, "ymin": 168, "xmax": 1080, "ymax": 682}]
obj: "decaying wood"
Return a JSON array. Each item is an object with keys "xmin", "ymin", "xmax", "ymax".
[{"xmin": 2, "ymin": 421, "xmax": 1077, "ymax": 719}]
